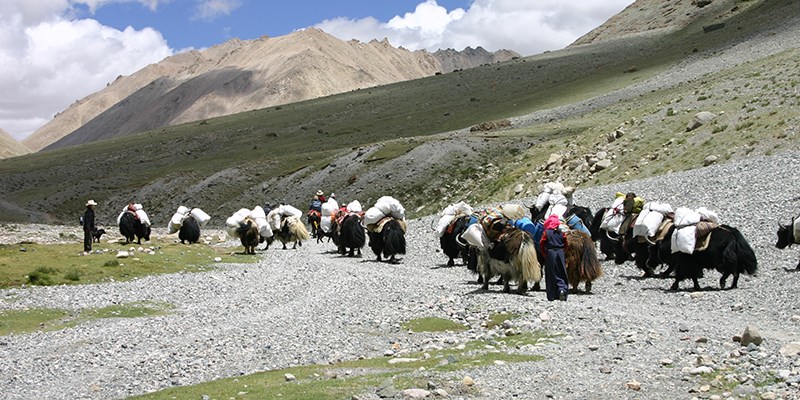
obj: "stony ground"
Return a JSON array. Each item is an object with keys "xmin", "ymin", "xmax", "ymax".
[{"xmin": 2, "ymin": 151, "xmax": 800, "ymax": 400}]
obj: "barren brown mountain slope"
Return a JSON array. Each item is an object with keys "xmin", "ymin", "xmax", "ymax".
[
  {"xmin": 572, "ymin": 0, "xmax": 741, "ymax": 46},
  {"xmin": 27, "ymin": 28, "xmax": 516, "ymax": 151},
  {"xmin": 0, "ymin": 129, "xmax": 30, "ymax": 160}
]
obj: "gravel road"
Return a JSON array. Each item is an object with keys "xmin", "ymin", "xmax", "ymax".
[{"xmin": 2, "ymin": 151, "xmax": 800, "ymax": 399}]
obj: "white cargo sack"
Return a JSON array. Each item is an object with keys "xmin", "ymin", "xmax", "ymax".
[
  {"xmin": 696, "ymin": 207, "xmax": 720, "ymax": 225},
  {"xmin": 320, "ymin": 215, "xmax": 333, "ymax": 233},
  {"xmin": 256, "ymin": 217, "xmax": 272, "ymax": 238},
  {"xmin": 501, "ymin": 204, "xmax": 526, "ymax": 221},
  {"xmin": 190, "ymin": 208, "xmax": 211, "ymax": 227},
  {"xmin": 374, "ymin": 196, "xmax": 405, "ymax": 220},
  {"xmin": 600, "ymin": 196, "xmax": 626, "ymax": 234},
  {"xmin": 133, "ymin": 203, "xmax": 143, "ymax": 211},
  {"xmin": 462, "ymin": 223, "xmax": 490, "ymax": 250},
  {"xmin": 135, "ymin": 209, "xmax": 151, "ymax": 227},
  {"xmin": 633, "ymin": 202, "xmax": 673, "ymax": 238},
  {"xmin": 435, "ymin": 215, "xmax": 456, "ymax": 237},
  {"xmin": 671, "ymin": 207, "xmax": 701, "ymax": 254},
  {"xmin": 546, "ymin": 192, "xmax": 569, "ymax": 218},
  {"xmin": 281, "ymin": 204, "xmax": 303, "ymax": 219},
  {"xmin": 267, "ymin": 208, "xmax": 283, "ymax": 231},
  {"xmin": 346, "ymin": 201, "xmax": 363, "ymax": 213},
  {"xmin": 176, "ymin": 205, "xmax": 190, "ymax": 216},
  {"xmin": 321, "ymin": 199, "xmax": 339, "ymax": 216},
  {"xmin": 364, "ymin": 206, "xmax": 385, "ymax": 226},
  {"xmin": 250, "ymin": 206, "xmax": 267, "ymax": 220}
]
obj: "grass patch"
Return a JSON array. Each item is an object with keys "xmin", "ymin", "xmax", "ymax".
[
  {"xmin": 402, "ymin": 317, "xmax": 467, "ymax": 333},
  {"xmin": 366, "ymin": 141, "xmax": 419, "ymax": 163},
  {"xmin": 484, "ymin": 312, "xmax": 521, "ymax": 329},
  {"xmin": 0, "ymin": 239, "xmax": 257, "ymax": 288},
  {"xmin": 0, "ymin": 308, "xmax": 70, "ymax": 336},
  {"xmin": 0, "ymin": 301, "xmax": 173, "ymax": 336},
  {"xmin": 131, "ymin": 331, "xmax": 552, "ymax": 400}
]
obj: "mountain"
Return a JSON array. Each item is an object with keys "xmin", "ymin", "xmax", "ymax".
[
  {"xmin": 1, "ymin": 0, "xmax": 798, "ymax": 224},
  {"xmin": 24, "ymin": 29, "xmax": 518, "ymax": 151},
  {"xmin": 0, "ymin": 129, "xmax": 30, "ymax": 160}
]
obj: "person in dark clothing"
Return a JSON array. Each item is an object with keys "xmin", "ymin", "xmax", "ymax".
[
  {"xmin": 540, "ymin": 214, "xmax": 569, "ymax": 301},
  {"xmin": 83, "ymin": 199, "xmax": 97, "ymax": 254}
]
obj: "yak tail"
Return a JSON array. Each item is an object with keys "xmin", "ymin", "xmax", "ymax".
[
  {"xmin": 578, "ymin": 232, "xmax": 603, "ymax": 280},
  {"xmin": 289, "ymin": 217, "xmax": 311, "ymax": 241},
  {"xmin": 384, "ymin": 220, "xmax": 407, "ymax": 255},
  {"xmin": 726, "ymin": 226, "xmax": 758, "ymax": 275},
  {"xmin": 517, "ymin": 234, "xmax": 542, "ymax": 283}
]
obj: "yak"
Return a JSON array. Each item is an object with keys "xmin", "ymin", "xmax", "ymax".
[
  {"xmin": 478, "ymin": 228, "xmax": 541, "ymax": 295},
  {"xmin": 178, "ymin": 215, "xmax": 201, "ymax": 244},
  {"xmin": 236, "ymin": 217, "xmax": 260, "ymax": 254},
  {"xmin": 775, "ymin": 216, "xmax": 800, "ymax": 270},
  {"xmin": 119, "ymin": 211, "xmax": 150, "ymax": 245},
  {"xmin": 440, "ymin": 215, "xmax": 472, "ymax": 267},
  {"xmin": 564, "ymin": 230, "xmax": 603, "ymax": 293},
  {"xmin": 275, "ymin": 216, "xmax": 311, "ymax": 250},
  {"xmin": 338, "ymin": 213, "xmax": 366, "ymax": 257},
  {"xmin": 368, "ymin": 217, "xmax": 406, "ymax": 263}
]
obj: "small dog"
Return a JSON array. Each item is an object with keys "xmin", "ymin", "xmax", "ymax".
[{"xmin": 92, "ymin": 228, "xmax": 106, "ymax": 243}]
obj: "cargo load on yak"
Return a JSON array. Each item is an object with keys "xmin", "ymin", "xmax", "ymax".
[
  {"xmin": 226, "ymin": 208, "xmax": 252, "ymax": 238},
  {"xmin": 365, "ymin": 196, "xmax": 406, "ymax": 231},
  {"xmin": 320, "ymin": 198, "xmax": 339, "ymax": 233},
  {"xmin": 632, "ymin": 202, "xmax": 673, "ymax": 239},
  {"xmin": 600, "ymin": 192, "xmax": 645, "ymax": 234},
  {"xmin": 118, "ymin": 203, "xmax": 151, "ymax": 227},
  {"xmin": 512, "ymin": 217, "xmax": 544, "ymax": 243},
  {"xmin": 168, "ymin": 205, "xmax": 211, "ymax": 234},
  {"xmin": 434, "ymin": 201, "xmax": 474, "ymax": 237},
  {"xmin": 671, "ymin": 207, "xmax": 720, "ymax": 254},
  {"xmin": 267, "ymin": 204, "xmax": 303, "ymax": 231}
]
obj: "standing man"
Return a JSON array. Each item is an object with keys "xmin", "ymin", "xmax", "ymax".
[{"xmin": 83, "ymin": 199, "xmax": 97, "ymax": 255}]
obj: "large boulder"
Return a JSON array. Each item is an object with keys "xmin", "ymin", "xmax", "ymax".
[{"xmin": 686, "ymin": 111, "xmax": 716, "ymax": 131}]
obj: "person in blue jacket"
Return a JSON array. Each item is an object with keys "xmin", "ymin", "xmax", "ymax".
[{"xmin": 540, "ymin": 214, "xmax": 569, "ymax": 301}]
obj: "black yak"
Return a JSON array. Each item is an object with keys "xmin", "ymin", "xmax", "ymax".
[
  {"xmin": 119, "ymin": 211, "xmax": 150, "ymax": 245},
  {"xmin": 439, "ymin": 215, "xmax": 472, "ymax": 267},
  {"xmin": 478, "ymin": 228, "xmax": 541, "ymax": 295},
  {"xmin": 338, "ymin": 213, "xmax": 366, "ymax": 257},
  {"xmin": 179, "ymin": 216, "xmax": 201, "ymax": 244},
  {"xmin": 775, "ymin": 217, "xmax": 800, "ymax": 270},
  {"xmin": 368, "ymin": 217, "xmax": 406, "ymax": 263},
  {"xmin": 657, "ymin": 225, "xmax": 758, "ymax": 291}
]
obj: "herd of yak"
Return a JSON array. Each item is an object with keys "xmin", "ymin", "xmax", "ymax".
[{"xmin": 112, "ymin": 185, "xmax": 800, "ymax": 295}]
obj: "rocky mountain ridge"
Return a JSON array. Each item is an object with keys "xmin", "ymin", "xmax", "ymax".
[
  {"xmin": 0, "ymin": 129, "xmax": 30, "ymax": 160},
  {"xmin": 24, "ymin": 28, "xmax": 518, "ymax": 151}
]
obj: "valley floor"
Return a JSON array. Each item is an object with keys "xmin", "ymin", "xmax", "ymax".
[{"xmin": 1, "ymin": 151, "xmax": 800, "ymax": 399}]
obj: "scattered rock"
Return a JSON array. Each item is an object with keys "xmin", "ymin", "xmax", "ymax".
[
  {"xmin": 594, "ymin": 159, "xmax": 613, "ymax": 171},
  {"xmin": 625, "ymin": 380, "xmax": 641, "ymax": 391},
  {"xmin": 740, "ymin": 326, "xmax": 763, "ymax": 346},
  {"xmin": 462, "ymin": 376, "xmax": 475, "ymax": 387},
  {"xmin": 514, "ymin": 184, "xmax": 524, "ymax": 194},
  {"xmin": 779, "ymin": 342, "xmax": 800, "ymax": 357},
  {"xmin": 284, "ymin": 373, "xmax": 296, "ymax": 381},
  {"xmin": 704, "ymin": 155, "xmax": 718, "ymax": 166},
  {"xmin": 116, "ymin": 251, "xmax": 129, "ymax": 258},
  {"xmin": 400, "ymin": 388, "xmax": 430, "ymax": 399},
  {"xmin": 686, "ymin": 111, "xmax": 716, "ymax": 131},
  {"xmin": 690, "ymin": 366, "xmax": 714, "ymax": 375}
]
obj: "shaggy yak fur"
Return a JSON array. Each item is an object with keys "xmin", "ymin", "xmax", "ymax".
[
  {"xmin": 653, "ymin": 225, "xmax": 758, "ymax": 291},
  {"xmin": 564, "ymin": 230, "xmax": 603, "ymax": 293},
  {"xmin": 478, "ymin": 228, "xmax": 542, "ymax": 295},
  {"xmin": 338, "ymin": 214, "xmax": 366, "ymax": 257},
  {"xmin": 612, "ymin": 221, "xmax": 656, "ymax": 277},
  {"xmin": 307, "ymin": 210, "xmax": 321, "ymax": 238},
  {"xmin": 440, "ymin": 215, "xmax": 472, "ymax": 267},
  {"xmin": 775, "ymin": 217, "xmax": 800, "ymax": 270},
  {"xmin": 236, "ymin": 217, "xmax": 260, "ymax": 254},
  {"xmin": 179, "ymin": 216, "xmax": 201, "ymax": 244},
  {"xmin": 276, "ymin": 216, "xmax": 311, "ymax": 250},
  {"xmin": 119, "ymin": 211, "xmax": 150, "ymax": 245},
  {"xmin": 368, "ymin": 218, "xmax": 406, "ymax": 263},
  {"xmin": 91, "ymin": 228, "xmax": 106, "ymax": 243}
]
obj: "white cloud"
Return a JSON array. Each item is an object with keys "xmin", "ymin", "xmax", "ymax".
[
  {"xmin": 316, "ymin": 0, "xmax": 634, "ymax": 55},
  {"xmin": 0, "ymin": 0, "xmax": 173, "ymax": 141},
  {"xmin": 192, "ymin": 0, "xmax": 242, "ymax": 21}
]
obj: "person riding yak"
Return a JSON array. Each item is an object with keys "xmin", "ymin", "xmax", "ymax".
[{"xmin": 308, "ymin": 190, "xmax": 326, "ymax": 237}]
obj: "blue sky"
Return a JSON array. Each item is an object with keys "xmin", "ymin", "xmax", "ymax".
[{"xmin": 0, "ymin": 0, "xmax": 633, "ymax": 141}]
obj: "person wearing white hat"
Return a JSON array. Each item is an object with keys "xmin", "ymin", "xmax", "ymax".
[{"xmin": 82, "ymin": 200, "xmax": 97, "ymax": 254}]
